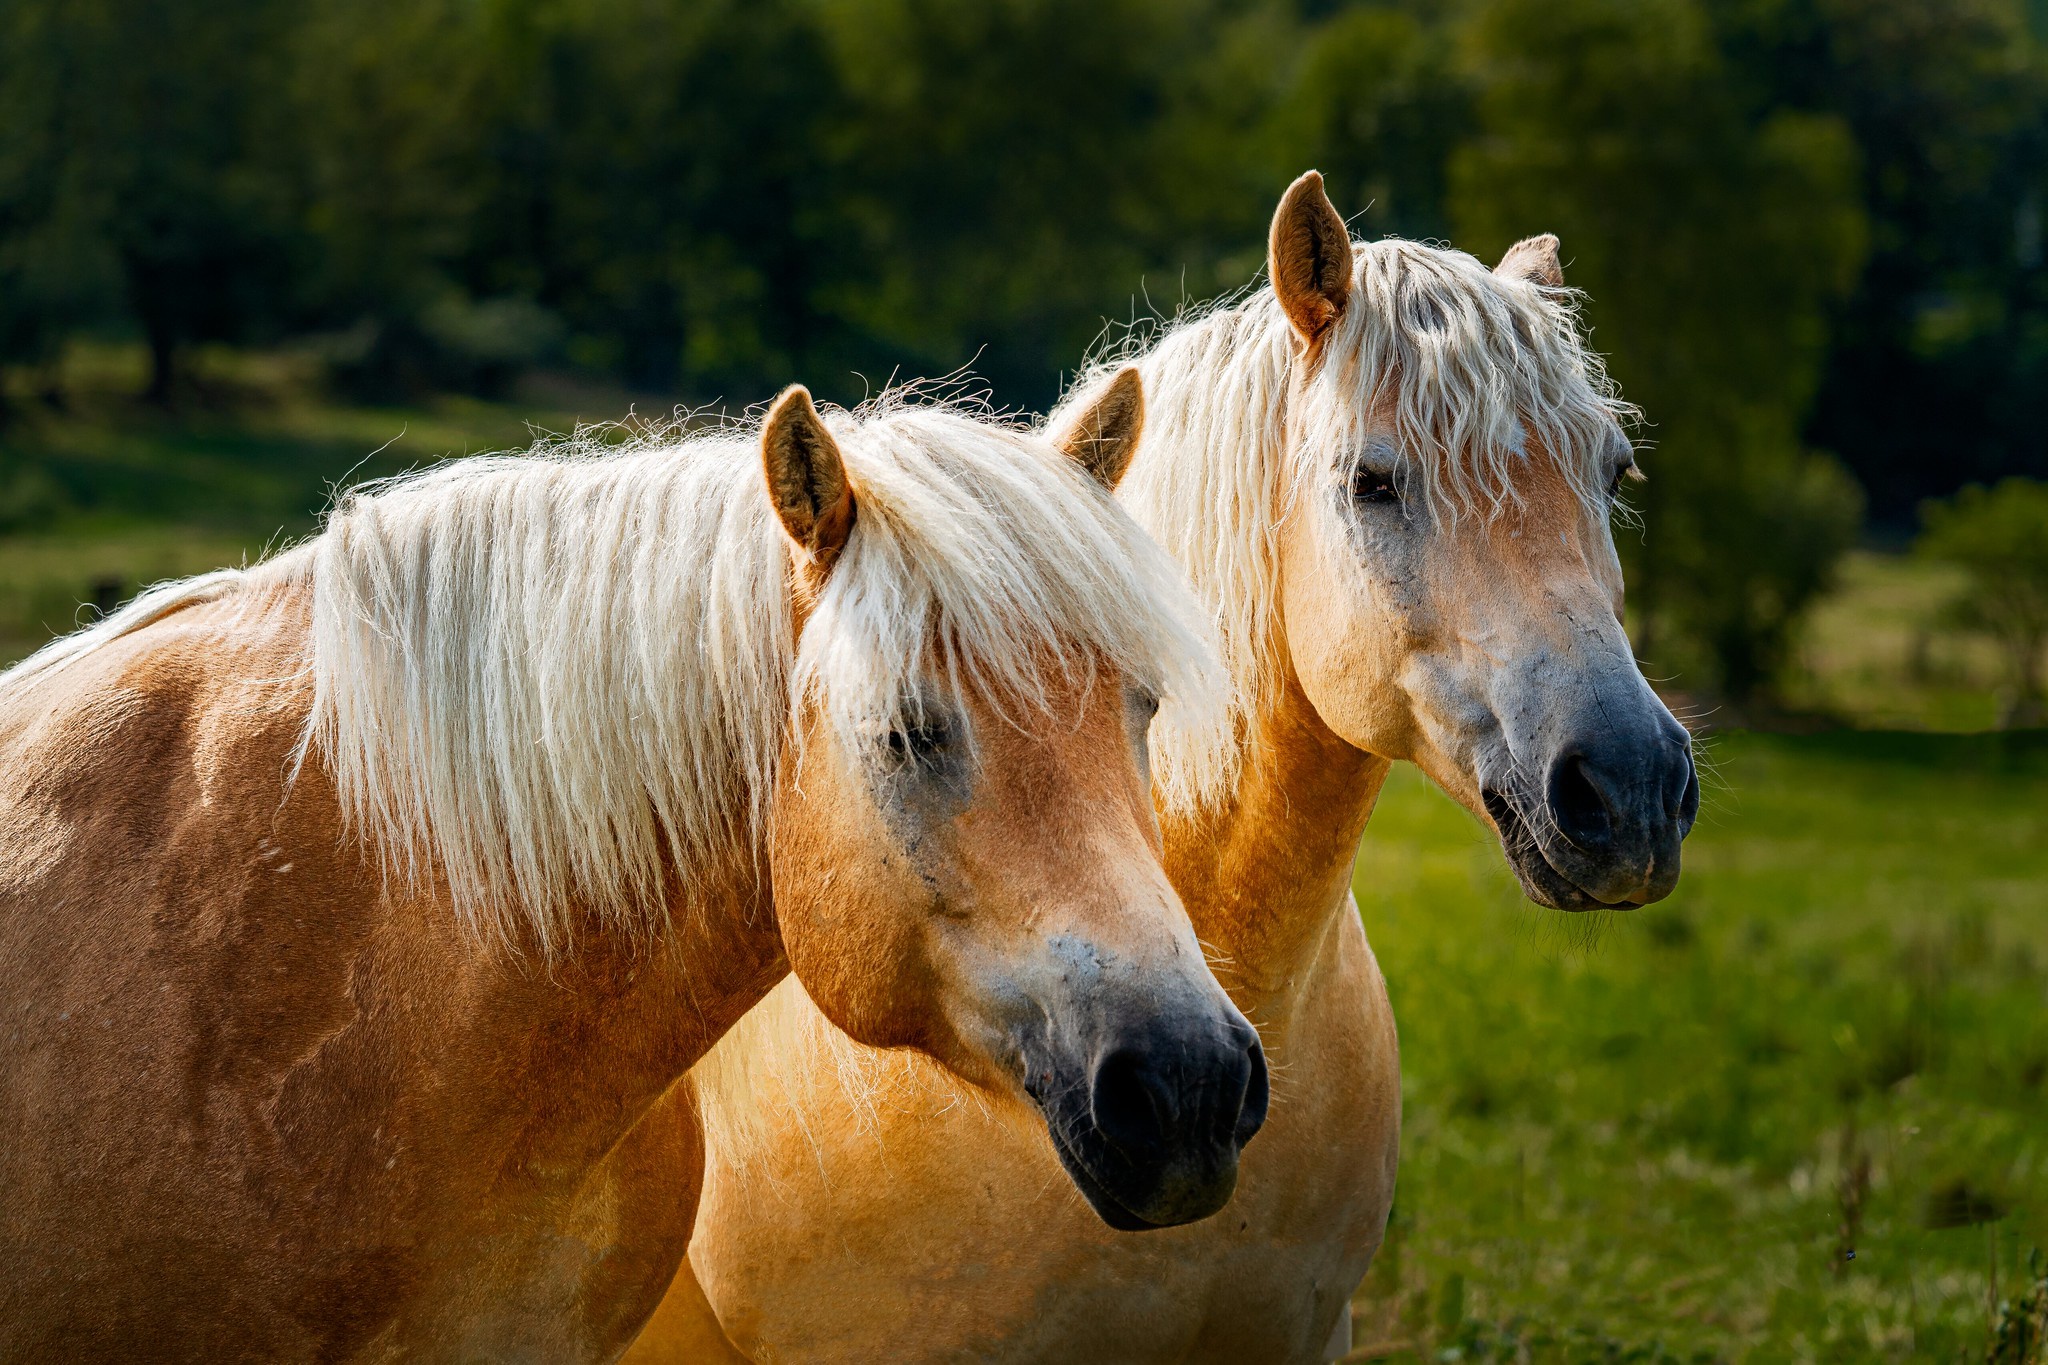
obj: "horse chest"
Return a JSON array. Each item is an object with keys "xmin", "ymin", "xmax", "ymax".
[{"xmin": 688, "ymin": 917, "xmax": 1398, "ymax": 1365}]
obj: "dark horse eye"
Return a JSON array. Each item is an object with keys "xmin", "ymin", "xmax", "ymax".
[
  {"xmin": 884, "ymin": 721, "xmax": 950, "ymax": 767},
  {"xmin": 1351, "ymin": 466, "xmax": 1400, "ymax": 506}
]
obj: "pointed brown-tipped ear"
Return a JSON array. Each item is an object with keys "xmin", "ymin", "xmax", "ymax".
[
  {"xmin": 1269, "ymin": 170, "xmax": 1353, "ymax": 345},
  {"xmin": 761, "ymin": 385, "xmax": 856, "ymax": 563},
  {"xmin": 1496, "ymin": 234, "xmax": 1564, "ymax": 287},
  {"xmin": 1049, "ymin": 366, "xmax": 1145, "ymax": 491}
]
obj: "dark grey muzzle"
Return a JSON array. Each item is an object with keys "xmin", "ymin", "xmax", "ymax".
[
  {"xmin": 1485, "ymin": 706, "xmax": 1698, "ymax": 910},
  {"xmin": 1022, "ymin": 993, "xmax": 1269, "ymax": 1231}
]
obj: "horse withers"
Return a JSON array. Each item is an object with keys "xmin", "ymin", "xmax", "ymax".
[
  {"xmin": 643, "ymin": 172, "xmax": 1697, "ymax": 1363},
  {"xmin": 0, "ymin": 376, "xmax": 1265, "ymax": 1360}
]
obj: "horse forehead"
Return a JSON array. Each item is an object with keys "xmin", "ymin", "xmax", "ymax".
[
  {"xmin": 946, "ymin": 673, "xmax": 1142, "ymax": 837},
  {"xmin": 1426, "ymin": 466, "xmax": 1610, "ymax": 587},
  {"xmin": 1497, "ymin": 452, "xmax": 1586, "ymax": 523},
  {"xmin": 962, "ymin": 665, "xmax": 1132, "ymax": 779}
]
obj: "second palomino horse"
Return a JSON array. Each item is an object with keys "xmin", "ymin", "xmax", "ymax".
[
  {"xmin": 0, "ymin": 378, "xmax": 1270, "ymax": 1360},
  {"xmin": 631, "ymin": 172, "xmax": 1698, "ymax": 1362}
]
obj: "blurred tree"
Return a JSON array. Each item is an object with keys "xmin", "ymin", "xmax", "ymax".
[
  {"xmin": 799, "ymin": 0, "xmax": 1290, "ymax": 404},
  {"xmin": 1917, "ymin": 478, "xmax": 2048, "ymax": 727},
  {"xmin": 1262, "ymin": 4, "xmax": 1467, "ymax": 243},
  {"xmin": 0, "ymin": 2, "xmax": 117, "ymax": 413},
  {"xmin": 286, "ymin": 0, "xmax": 490, "ymax": 387},
  {"xmin": 1448, "ymin": 0, "xmax": 1867, "ymax": 705},
  {"xmin": 461, "ymin": 0, "xmax": 844, "ymax": 397},
  {"xmin": 0, "ymin": 0, "xmax": 302, "ymax": 403},
  {"xmin": 1716, "ymin": 0, "xmax": 2048, "ymax": 525},
  {"xmin": 284, "ymin": 0, "xmax": 849, "ymax": 400}
]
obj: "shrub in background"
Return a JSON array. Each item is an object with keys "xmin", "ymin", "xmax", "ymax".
[{"xmin": 1918, "ymin": 477, "xmax": 2048, "ymax": 727}]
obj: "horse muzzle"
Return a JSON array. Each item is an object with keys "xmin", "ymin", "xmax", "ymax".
[
  {"xmin": 1025, "ymin": 1010, "xmax": 1269, "ymax": 1231},
  {"xmin": 1484, "ymin": 711, "xmax": 1699, "ymax": 910}
]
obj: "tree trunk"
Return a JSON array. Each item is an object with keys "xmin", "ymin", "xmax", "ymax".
[
  {"xmin": 2003, "ymin": 631, "xmax": 2047, "ymax": 729},
  {"xmin": 143, "ymin": 321, "xmax": 178, "ymax": 407}
]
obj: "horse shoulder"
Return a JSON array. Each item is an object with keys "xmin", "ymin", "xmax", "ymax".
[{"xmin": 0, "ymin": 594, "xmax": 409, "ymax": 1357}]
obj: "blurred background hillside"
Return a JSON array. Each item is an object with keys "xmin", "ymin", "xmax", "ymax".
[
  {"xmin": 3, "ymin": 0, "xmax": 2048, "ymax": 720},
  {"xmin": 2, "ymin": 2, "xmax": 2046, "ymax": 1360}
]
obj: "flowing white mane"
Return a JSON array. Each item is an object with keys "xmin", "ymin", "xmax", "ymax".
[
  {"xmin": 2, "ymin": 400, "xmax": 1221, "ymax": 954},
  {"xmin": 1065, "ymin": 236, "xmax": 1632, "ymax": 802}
]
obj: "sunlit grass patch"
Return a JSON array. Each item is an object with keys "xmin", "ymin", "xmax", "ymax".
[{"xmin": 1786, "ymin": 551, "xmax": 2007, "ymax": 733}]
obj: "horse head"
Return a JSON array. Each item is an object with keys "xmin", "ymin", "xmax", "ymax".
[
  {"xmin": 760, "ymin": 379, "xmax": 1267, "ymax": 1229},
  {"xmin": 1261, "ymin": 171, "xmax": 1697, "ymax": 909}
]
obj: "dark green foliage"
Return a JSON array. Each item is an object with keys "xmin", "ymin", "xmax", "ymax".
[
  {"xmin": 1741, "ymin": 0, "xmax": 2048, "ymax": 524},
  {"xmin": 3, "ymin": 0, "xmax": 2046, "ymax": 699},
  {"xmin": 0, "ymin": 0, "xmax": 304, "ymax": 397}
]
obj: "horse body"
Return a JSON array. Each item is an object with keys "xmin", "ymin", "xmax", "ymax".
[
  {"xmin": 1, "ymin": 386, "xmax": 1258, "ymax": 1360},
  {"xmin": 0, "ymin": 578, "xmax": 740, "ymax": 1359},
  {"xmin": 647, "ymin": 174, "xmax": 1698, "ymax": 1363}
]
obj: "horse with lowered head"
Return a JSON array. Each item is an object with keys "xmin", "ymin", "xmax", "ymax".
[
  {"xmin": 0, "ymin": 376, "xmax": 1270, "ymax": 1361},
  {"xmin": 633, "ymin": 172, "xmax": 1698, "ymax": 1363}
]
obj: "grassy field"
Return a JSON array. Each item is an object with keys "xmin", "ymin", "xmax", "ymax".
[{"xmin": 1352, "ymin": 731, "xmax": 2048, "ymax": 1362}]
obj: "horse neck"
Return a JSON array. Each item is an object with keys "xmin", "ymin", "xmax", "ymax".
[
  {"xmin": 365, "ymin": 779, "xmax": 789, "ymax": 1112},
  {"xmin": 1131, "ymin": 304, "xmax": 1384, "ymax": 1002},
  {"xmin": 622, "ymin": 860, "xmax": 790, "ymax": 1065},
  {"xmin": 1158, "ymin": 639, "xmax": 1387, "ymax": 1010}
]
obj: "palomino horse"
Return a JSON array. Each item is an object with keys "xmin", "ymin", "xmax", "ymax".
[
  {"xmin": 631, "ymin": 173, "xmax": 1699, "ymax": 1363},
  {"xmin": 0, "ymin": 378, "xmax": 1273, "ymax": 1361}
]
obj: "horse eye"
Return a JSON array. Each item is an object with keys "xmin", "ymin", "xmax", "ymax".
[
  {"xmin": 884, "ymin": 721, "xmax": 950, "ymax": 766},
  {"xmin": 1351, "ymin": 466, "xmax": 1400, "ymax": 507},
  {"xmin": 1607, "ymin": 462, "xmax": 1637, "ymax": 500}
]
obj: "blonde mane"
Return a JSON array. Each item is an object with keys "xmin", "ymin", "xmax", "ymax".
[
  {"xmin": 2, "ymin": 400, "xmax": 1222, "ymax": 956},
  {"xmin": 1068, "ymin": 236, "xmax": 1633, "ymax": 802}
]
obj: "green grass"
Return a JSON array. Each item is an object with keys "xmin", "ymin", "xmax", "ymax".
[{"xmin": 1351, "ymin": 731, "xmax": 2048, "ymax": 1362}]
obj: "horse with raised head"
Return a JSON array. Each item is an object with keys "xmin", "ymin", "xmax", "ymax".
[
  {"xmin": 633, "ymin": 172, "xmax": 1699, "ymax": 1363},
  {"xmin": 0, "ymin": 376, "xmax": 1271, "ymax": 1360}
]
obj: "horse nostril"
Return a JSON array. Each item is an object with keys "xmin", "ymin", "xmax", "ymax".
[
  {"xmin": 1673, "ymin": 754, "xmax": 1701, "ymax": 832},
  {"xmin": 1546, "ymin": 752, "xmax": 1615, "ymax": 851},
  {"xmin": 1233, "ymin": 1035, "xmax": 1270, "ymax": 1150},
  {"xmin": 1089, "ymin": 1048, "xmax": 1170, "ymax": 1159}
]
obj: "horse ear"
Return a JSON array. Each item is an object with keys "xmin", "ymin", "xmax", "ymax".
[
  {"xmin": 1049, "ymin": 367, "xmax": 1145, "ymax": 491},
  {"xmin": 761, "ymin": 385, "xmax": 856, "ymax": 563},
  {"xmin": 1269, "ymin": 170, "xmax": 1353, "ymax": 345},
  {"xmin": 1496, "ymin": 234, "xmax": 1564, "ymax": 287}
]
